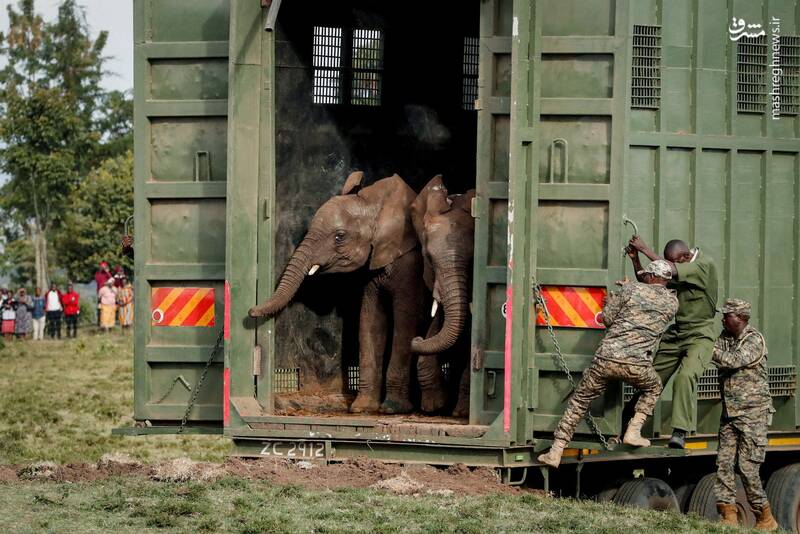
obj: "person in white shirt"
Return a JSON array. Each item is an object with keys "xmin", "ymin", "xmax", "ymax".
[{"xmin": 45, "ymin": 283, "xmax": 63, "ymax": 339}]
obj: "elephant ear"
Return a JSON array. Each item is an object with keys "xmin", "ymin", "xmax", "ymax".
[
  {"xmin": 359, "ymin": 174, "xmax": 419, "ymax": 270},
  {"xmin": 410, "ymin": 175, "xmax": 446, "ymax": 238},
  {"xmin": 341, "ymin": 171, "xmax": 364, "ymax": 195},
  {"xmin": 450, "ymin": 189, "xmax": 476, "ymax": 214}
]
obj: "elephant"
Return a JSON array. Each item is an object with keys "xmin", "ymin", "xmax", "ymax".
[
  {"xmin": 248, "ymin": 172, "xmax": 424, "ymax": 414},
  {"xmin": 409, "ymin": 175, "xmax": 476, "ymax": 417}
]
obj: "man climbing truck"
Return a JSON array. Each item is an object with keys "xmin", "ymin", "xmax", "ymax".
[
  {"xmin": 626, "ymin": 236, "xmax": 719, "ymax": 449},
  {"xmin": 538, "ymin": 260, "xmax": 678, "ymax": 468}
]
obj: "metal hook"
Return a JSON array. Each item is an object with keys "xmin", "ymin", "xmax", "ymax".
[
  {"xmin": 124, "ymin": 215, "xmax": 134, "ymax": 236},
  {"xmin": 622, "ymin": 216, "xmax": 639, "ymax": 257}
]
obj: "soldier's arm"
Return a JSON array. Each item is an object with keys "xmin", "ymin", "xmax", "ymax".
[
  {"xmin": 712, "ymin": 333, "xmax": 765, "ymax": 370},
  {"xmin": 601, "ymin": 284, "xmax": 633, "ymax": 327}
]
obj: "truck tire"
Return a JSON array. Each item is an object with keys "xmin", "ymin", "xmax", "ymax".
[
  {"xmin": 672, "ymin": 482, "xmax": 697, "ymax": 513},
  {"xmin": 613, "ymin": 478, "xmax": 679, "ymax": 511},
  {"xmin": 686, "ymin": 473, "xmax": 755, "ymax": 527},
  {"xmin": 765, "ymin": 463, "xmax": 800, "ymax": 534}
]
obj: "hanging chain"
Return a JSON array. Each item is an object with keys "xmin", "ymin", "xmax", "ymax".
[
  {"xmin": 177, "ymin": 330, "xmax": 225, "ymax": 434},
  {"xmin": 532, "ymin": 279, "xmax": 610, "ymax": 450}
]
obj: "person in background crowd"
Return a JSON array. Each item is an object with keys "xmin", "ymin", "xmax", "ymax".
[
  {"xmin": 31, "ymin": 287, "xmax": 46, "ymax": 341},
  {"xmin": 1, "ymin": 296, "xmax": 16, "ymax": 339},
  {"xmin": 0, "ymin": 288, "xmax": 9, "ymax": 307},
  {"xmin": 98, "ymin": 279, "xmax": 117, "ymax": 332},
  {"xmin": 14, "ymin": 288, "xmax": 32, "ymax": 340},
  {"xmin": 121, "ymin": 234, "xmax": 134, "ymax": 258},
  {"xmin": 45, "ymin": 283, "xmax": 63, "ymax": 339},
  {"xmin": 113, "ymin": 265, "xmax": 125, "ymax": 289},
  {"xmin": 62, "ymin": 283, "xmax": 81, "ymax": 338},
  {"xmin": 95, "ymin": 261, "xmax": 112, "ymax": 326},
  {"xmin": 117, "ymin": 276, "xmax": 134, "ymax": 331}
]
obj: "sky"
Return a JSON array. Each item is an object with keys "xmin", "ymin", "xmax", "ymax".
[{"xmin": 0, "ymin": 0, "xmax": 133, "ymax": 92}]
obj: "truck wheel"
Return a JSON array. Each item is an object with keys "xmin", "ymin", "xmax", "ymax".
[
  {"xmin": 686, "ymin": 473, "xmax": 755, "ymax": 527},
  {"xmin": 595, "ymin": 479, "xmax": 626, "ymax": 502},
  {"xmin": 765, "ymin": 463, "xmax": 800, "ymax": 534},
  {"xmin": 613, "ymin": 478, "xmax": 679, "ymax": 511},
  {"xmin": 672, "ymin": 481, "xmax": 697, "ymax": 513}
]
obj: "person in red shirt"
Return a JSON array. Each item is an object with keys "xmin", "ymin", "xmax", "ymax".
[
  {"xmin": 61, "ymin": 283, "xmax": 80, "ymax": 338},
  {"xmin": 113, "ymin": 265, "xmax": 125, "ymax": 288},
  {"xmin": 95, "ymin": 261, "xmax": 112, "ymax": 326}
]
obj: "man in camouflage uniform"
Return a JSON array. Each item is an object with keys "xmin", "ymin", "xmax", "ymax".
[
  {"xmin": 538, "ymin": 260, "xmax": 678, "ymax": 468},
  {"xmin": 713, "ymin": 298, "xmax": 778, "ymax": 531}
]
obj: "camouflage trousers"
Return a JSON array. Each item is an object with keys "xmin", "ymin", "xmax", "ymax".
[
  {"xmin": 554, "ymin": 358, "xmax": 662, "ymax": 443},
  {"xmin": 714, "ymin": 411, "xmax": 769, "ymax": 506}
]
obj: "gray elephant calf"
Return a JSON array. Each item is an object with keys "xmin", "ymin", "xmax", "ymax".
[
  {"xmin": 410, "ymin": 176, "xmax": 476, "ymax": 417},
  {"xmin": 249, "ymin": 172, "xmax": 424, "ymax": 414}
]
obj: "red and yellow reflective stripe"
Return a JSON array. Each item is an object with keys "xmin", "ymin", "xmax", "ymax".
[
  {"xmin": 151, "ymin": 287, "xmax": 216, "ymax": 327},
  {"xmin": 535, "ymin": 286, "xmax": 606, "ymax": 329}
]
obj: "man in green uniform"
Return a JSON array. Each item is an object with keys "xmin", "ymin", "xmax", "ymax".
[
  {"xmin": 627, "ymin": 236, "xmax": 718, "ymax": 448},
  {"xmin": 538, "ymin": 260, "xmax": 678, "ymax": 468},
  {"xmin": 713, "ymin": 298, "xmax": 777, "ymax": 530}
]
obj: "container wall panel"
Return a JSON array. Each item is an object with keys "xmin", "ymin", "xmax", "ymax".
[
  {"xmin": 149, "ymin": 0, "xmax": 229, "ymax": 42},
  {"xmin": 132, "ymin": 0, "xmax": 229, "ymax": 426},
  {"xmin": 538, "ymin": 117, "xmax": 611, "ymax": 184}
]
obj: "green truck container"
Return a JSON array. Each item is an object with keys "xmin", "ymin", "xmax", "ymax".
[{"xmin": 122, "ymin": 0, "xmax": 800, "ymax": 526}]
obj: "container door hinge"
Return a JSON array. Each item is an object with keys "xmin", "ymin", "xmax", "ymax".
[
  {"xmin": 263, "ymin": 199, "xmax": 270, "ymax": 220},
  {"xmin": 470, "ymin": 195, "xmax": 486, "ymax": 219}
]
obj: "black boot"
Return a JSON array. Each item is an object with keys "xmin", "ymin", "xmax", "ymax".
[{"xmin": 667, "ymin": 429, "xmax": 686, "ymax": 449}]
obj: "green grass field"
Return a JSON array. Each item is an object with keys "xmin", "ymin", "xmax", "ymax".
[{"xmin": 0, "ymin": 332, "xmax": 752, "ymax": 533}]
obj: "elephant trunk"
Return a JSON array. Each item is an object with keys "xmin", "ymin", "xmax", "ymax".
[
  {"xmin": 412, "ymin": 257, "xmax": 470, "ymax": 354},
  {"xmin": 248, "ymin": 239, "xmax": 316, "ymax": 317}
]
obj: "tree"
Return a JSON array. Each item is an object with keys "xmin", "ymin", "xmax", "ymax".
[
  {"xmin": 53, "ymin": 151, "xmax": 133, "ymax": 282},
  {"xmin": 0, "ymin": 0, "xmax": 132, "ymax": 289}
]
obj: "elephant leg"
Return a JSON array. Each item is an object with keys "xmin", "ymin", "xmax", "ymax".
[
  {"xmin": 417, "ymin": 316, "xmax": 448, "ymax": 413},
  {"xmin": 350, "ymin": 279, "xmax": 387, "ymax": 414},
  {"xmin": 452, "ymin": 363, "xmax": 470, "ymax": 418},
  {"xmin": 380, "ymin": 251, "xmax": 424, "ymax": 414}
]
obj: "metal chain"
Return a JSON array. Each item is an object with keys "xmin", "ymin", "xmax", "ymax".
[
  {"xmin": 532, "ymin": 279, "xmax": 610, "ymax": 450},
  {"xmin": 177, "ymin": 330, "xmax": 225, "ymax": 434}
]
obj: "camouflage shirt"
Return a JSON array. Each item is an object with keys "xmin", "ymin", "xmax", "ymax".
[
  {"xmin": 713, "ymin": 324, "xmax": 772, "ymax": 418},
  {"xmin": 596, "ymin": 282, "xmax": 679, "ymax": 366}
]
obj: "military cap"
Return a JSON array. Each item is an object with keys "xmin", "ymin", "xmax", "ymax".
[
  {"xmin": 637, "ymin": 259, "xmax": 673, "ymax": 280},
  {"xmin": 721, "ymin": 298, "xmax": 751, "ymax": 316}
]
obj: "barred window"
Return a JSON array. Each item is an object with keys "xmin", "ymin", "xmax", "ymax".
[
  {"xmin": 737, "ymin": 36, "xmax": 768, "ymax": 113},
  {"xmin": 778, "ymin": 35, "xmax": 799, "ymax": 115},
  {"xmin": 631, "ymin": 25, "xmax": 661, "ymax": 109},
  {"xmin": 351, "ymin": 29, "xmax": 384, "ymax": 106},
  {"xmin": 312, "ymin": 26, "xmax": 343, "ymax": 104},
  {"xmin": 462, "ymin": 37, "xmax": 479, "ymax": 110},
  {"xmin": 312, "ymin": 26, "xmax": 384, "ymax": 106}
]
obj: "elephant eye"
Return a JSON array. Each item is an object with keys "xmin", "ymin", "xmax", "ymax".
[{"xmin": 334, "ymin": 231, "xmax": 346, "ymax": 245}]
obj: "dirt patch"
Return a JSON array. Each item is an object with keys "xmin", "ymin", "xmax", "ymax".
[{"xmin": 0, "ymin": 457, "xmax": 517, "ymax": 495}]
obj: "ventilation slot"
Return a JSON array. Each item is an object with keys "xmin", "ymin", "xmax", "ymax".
[
  {"xmin": 273, "ymin": 367, "xmax": 300, "ymax": 393},
  {"xmin": 631, "ymin": 25, "xmax": 661, "ymax": 109},
  {"xmin": 778, "ymin": 36, "xmax": 800, "ymax": 115},
  {"xmin": 351, "ymin": 29, "xmax": 383, "ymax": 106},
  {"xmin": 312, "ymin": 26, "xmax": 343, "ymax": 104},
  {"xmin": 769, "ymin": 365, "xmax": 797, "ymax": 397},
  {"xmin": 347, "ymin": 366, "xmax": 360, "ymax": 392},
  {"xmin": 462, "ymin": 37, "xmax": 479, "ymax": 110},
  {"xmin": 737, "ymin": 35, "xmax": 768, "ymax": 113}
]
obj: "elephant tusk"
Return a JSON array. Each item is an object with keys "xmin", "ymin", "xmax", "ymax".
[
  {"xmin": 431, "ymin": 300, "xmax": 439, "ymax": 318},
  {"xmin": 308, "ymin": 264, "xmax": 320, "ymax": 276}
]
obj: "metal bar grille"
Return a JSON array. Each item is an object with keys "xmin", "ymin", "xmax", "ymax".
[
  {"xmin": 623, "ymin": 365, "xmax": 797, "ymax": 402},
  {"xmin": 351, "ymin": 29, "xmax": 383, "ymax": 106},
  {"xmin": 462, "ymin": 37, "xmax": 479, "ymax": 110},
  {"xmin": 631, "ymin": 25, "xmax": 661, "ymax": 109},
  {"xmin": 273, "ymin": 367, "xmax": 300, "ymax": 393},
  {"xmin": 737, "ymin": 36, "xmax": 768, "ymax": 113},
  {"xmin": 347, "ymin": 366, "xmax": 360, "ymax": 392},
  {"xmin": 779, "ymin": 36, "xmax": 800, "ymax": 115},
  {"xmin": 312, "ymin": 26, "xmax": 343, "ymax": 104},
  {"xmin": 769, "ymin": 365, "xmax": 797, "ymax": 397}
]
